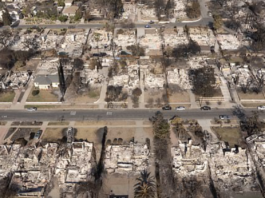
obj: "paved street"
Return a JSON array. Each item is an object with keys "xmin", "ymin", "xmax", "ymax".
[
  {"xmin": 0, "ymin": 108, "xmax": 262, "ymax": 121},
  {"xmin": 0, "ymin": 17, "xmax": 213, "ymax": 30}
]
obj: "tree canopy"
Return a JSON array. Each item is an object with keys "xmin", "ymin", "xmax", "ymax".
[
  {"xmin": 2, "ymin": 10, "xmax": 12, "ymax": 26},
  {"xmin": 191, "ymin": 67, "xmax": 216, "ymax": 97},
  {"xmin": 134, "ymin": 170, "xmax": 155, "ymax": 198},
  {"xmin": 150, "ymin": 111, "xmax": 169, "ymax": 139},
  {"xmin": 213, "ymin": 14, "xmax": 223, "ymax": 30},
  {"xmin": 186, "ymin": 1, "xmax": 201, "ymax": 19},
  {"xmin": 171, "ymin": 40, "xmax": 201, "ymax": 60}
]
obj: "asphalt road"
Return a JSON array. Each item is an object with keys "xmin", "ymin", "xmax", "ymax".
[
  {"xmin": 0, "ymin": 108, "xmax": 262, "ymax": 121},
  {"xmin": 0, "ymin": 17, "xmax": 213, "ymax": 30}
]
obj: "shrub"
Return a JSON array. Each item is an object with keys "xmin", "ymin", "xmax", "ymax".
[
  {"xmin": 58, "ymin": 15, "xmax": 68, "ymax": 22},
  {"xmin": 132, "ymin": 88, "xmax": 142, "ymax": 97},
  {"xmin": 32, "ymin": 89, "xmax": 40, "ymax": 96},
  {"xmin": 118, "ymin": 138, "xmax": 123, "ymax": 144},
  {"xmin": 117, "ymin": 29, "xmax": 124, "ymax": 34}
]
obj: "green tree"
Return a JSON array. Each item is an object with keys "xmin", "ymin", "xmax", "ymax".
[
  {"xmin": 213, "ymin": 14, "xmax": 223, "ymax": 30},
  {"xmin": 134, "ymin": 170, "xmax": 155, "ymax": 198},
  {"xmin": 22, "ymin": 7, "xmax": 31, "ymax": 17},
  {"xmin": 2, "ymin": 10, "xmax": 12, "ymax": 26},
  {"xmin": 150, "ymin": 111, "xmax": 169, "ymax": 139},
  {"xmin": 74, "ymin": 9, "xmax": 83, "ymax": 21},
  {"xmin": 58, "ymin": 0, "xmax": 65, "ymax": 6},
  {"xmin": 191, "ymin": 67, "xmax": 216, "ymax": 97},
  {"xmin": 58, "ymin": 15, "xmax": 68, "ymax": 22}
]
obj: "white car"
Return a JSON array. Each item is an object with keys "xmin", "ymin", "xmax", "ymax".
[
  {"xmin": 258, "ymin": 106, "xmax": 265, "ymax": 110},
  {"xmin": 176, "ymin": 106, "xmax": 185, "ymax": 111},
  {"xmin": 27, "ymin": 107, "xmax": 37, "ymax": 112}
]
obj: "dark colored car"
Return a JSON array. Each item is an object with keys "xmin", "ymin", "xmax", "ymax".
[
  {"xmin": 201, "ymin": 106, "xmax": 211, "ymax": 110},
  {"xmin": 162, "ymin": 105, "xmax": 172, "ymax": 110}
]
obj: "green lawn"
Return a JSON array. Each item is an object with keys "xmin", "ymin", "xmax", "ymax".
[
  {"xmin": 212, "ymin": 127, "xmax": 242, "ymax": 147},
  {"xmin": 27, "ymin": 89, "xmax": 59, "ymax": 102},
  {"xmin": 0, "ymin": 91, "xmax": 15, "ymax": 102}
]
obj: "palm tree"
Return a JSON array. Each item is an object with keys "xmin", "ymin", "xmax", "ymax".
[{"xmin": 134, "ymin": 170, "xmax": 155, "ymax": 198}]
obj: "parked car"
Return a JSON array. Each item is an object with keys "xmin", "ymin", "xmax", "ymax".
[
  {"xmin": 27, "ymin": 107, "xmax": 37, "ymax": 112},
  {"xmin": 258, "ymin": 106, "xmax": 265, "ymax": 110},
  {"xmin": 145, "ymin": 24, "xmax": 151, "ymax": 28},
  {"xmin": 219, "ymin": 115, "xmax": 230, "ymax": 120},
  {"xmin": 176, "ymin": 106, "xmax": 186, "ymax": 111},
  {"xmin": 10, "ymin": 20, "xmax": 20, "ymax": 28},
  {"xmin": 149, "ymin": 20, "xmax": 154, "ymax": 24},
  {"xmin": 162, "ymin": 105, "xmax": 172, "ymax": 110},
  {"xmin": 201, "ymin": 106, "xmax": 211, "ymax": 110},
  {"xmin": 34, "ymin": 130, "xmax": 42, "ymax": 139}
]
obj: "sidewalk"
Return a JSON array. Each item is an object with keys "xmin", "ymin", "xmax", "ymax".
[
  {"xmin": 188, "ymin": 90, "xmax": 199, "ymax": 109},
  {"xmin": 11, "ymin": 79, "xmax": 34, "ymax": 110}
]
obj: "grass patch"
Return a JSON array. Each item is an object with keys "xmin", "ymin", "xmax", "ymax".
[
  {"xmin": 212, "ymin": 127, "xmax": 242, "ymax": 147},
  {"xmin": 242, "ymin": 103, "xmax": 265, "ymax": 108},
  {"xmin": 168, "ymin": 91, "xmax": 190, "ymax": 103},
  {"xmin": 75, "ymin": 120, "xmax": 135, "ymax": 126},
  {"xmin": 237, "ymin": 90, "xmax": 265, "ymax": 100},
  {"xmin": 42, "ymin": 128, "xmax": 63, "ymax": 142},
  {"xmin": 195, "ymin": 88, "xmax": 223, "ymax": 100},
  {"xmin": 0, "ymin": 91, "xmax": 15, "ymax": 102},
  {"xmin": 75, "ymin": 128, "xmax": 99, "ymax": 141},
  {"xmin": 25, "ymin": 105, "xmax": 58, "ymax": 109},
  {"xmin": 229, "ymin": 56, "xmax": 244, "ymax": 63},
  {"xmin": 48, "ymin": 121, "xmax": 69, "ymax": 126},
  {"xmin": 88, "ymin": 89, "xmax": 100, "ymax": 98},
  {"xmin": 0, "ymin": 121, "xmax": 6, "ymax": 126},
  {"xmin": 27, "ymin": 88, "xmax": 59, "ymax": 102}
]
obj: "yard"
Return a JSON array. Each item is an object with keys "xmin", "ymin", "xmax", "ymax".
[
  {"xmin": 27, "ymin": 88, "xmax": 60, "ymax": 102},
  {"xmin": 9, "ymin": 128, "xmax": 40, "ymax": 141},
  {"xmin": 195, "ymin": 88, "xmax": 223, "ymax": 100},
  {"xmin": 65, "ymin": 85, "xmax": 101, "ymax": 103},
  {"xmin": 42, "ymin": 128, "xmax": 64, "ymax": 142},
  {"xmin": 144, "ymin": 89, "xmax": 167, "ymax": 108},
  {"xmin": 242, "ymin": 103, "xmax": 265, "ymax": 108},
  {"xmin": 168, "ymin": 91, "xmax": 190, "ymax": 103},
  {"xmin": 212, "ymin": 127, "xmax": 243, "ymax": 147},
  {"xmin": 72, "ymin": 88, "xmax": 101, "ymax": 103},
  {"xmin": 0, "ymin": 91, "xmax": 15, "ymax": 102}
]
